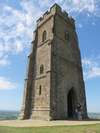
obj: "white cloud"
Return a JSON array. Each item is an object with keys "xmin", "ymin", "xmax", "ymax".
[
  {"xmin": 0, "ymin": 0, "xmax": 45, "ymax": 68},
  {"xmin": 0, "ymin": 77, "xmax": 17, "ymax": 90},
  {"xmin": 88, "ymin": 67, "xmax": 100, "ymax": 78},
  {"xmin": 14, "ymin": 41, "xmax": 24, "ymax": 53},
  {"xmin": 82, "ymin": 56, "xmax": 100, "ymax": 80},
  {"xmin": 0, "ymin": 55, "xmax": 10, "ymax": 66},
  {"xmin": 16, "ymin": 23, "xmax": 25, "ymax": 33},
  {"xmin": 0, "ymin": 1, "xmax": 41, "ymax": 66},
  {"xmin": 71, "ymin": 0, "xmax": 95, "ymax": 13}
]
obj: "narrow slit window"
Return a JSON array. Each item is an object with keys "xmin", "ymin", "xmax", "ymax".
[
  {"xmin": 40, "ymin": 64, "xmax": 44, "ymax": 74},
  {"xmin": 39, "ymin": 85, "xmax": 42, "ymax": 95},
  {"xmin": 65, "ymin": 31, "xmax": 70, "ymax": 41},
  {"xmin": 42, "ymin": 30, "xmax": 47, "ymax": 42}
]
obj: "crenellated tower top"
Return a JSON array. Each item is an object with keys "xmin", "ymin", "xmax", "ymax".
[{"xmin": 37, "ymin": 3, "xmax": 75, "ymax": 29}]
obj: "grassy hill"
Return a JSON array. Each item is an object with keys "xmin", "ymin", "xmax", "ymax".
[{"xmin": 0, "ymin": 124, "xmax": 100, "ymax": 133}]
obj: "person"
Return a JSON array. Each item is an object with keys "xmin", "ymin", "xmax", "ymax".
[
  {"xmin": 76, "ymin": 103, "xmax": 82, "ymax": 120},
  {"xmin": 75, "ymin": 108, "xmax": 78, "ymax": 119}
]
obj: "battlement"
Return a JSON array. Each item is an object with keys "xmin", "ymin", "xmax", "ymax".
[{"xmin": 37, "ymin": 3, "xmax": 75, "ymax": 28}]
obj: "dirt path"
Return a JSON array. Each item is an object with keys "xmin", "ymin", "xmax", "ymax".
[{"xmin": 0, "ymin": 120, "xmax": 100, "ymax": 127}]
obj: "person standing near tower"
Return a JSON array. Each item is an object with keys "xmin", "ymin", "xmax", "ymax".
[{"xmin": 76, "ymin": 103, "xmax": 82, "ymax": 120}]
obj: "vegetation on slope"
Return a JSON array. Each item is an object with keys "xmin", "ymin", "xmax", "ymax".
[{"xmin": 0, "ymin": 124, "xmax": 100, "ymax": 133}]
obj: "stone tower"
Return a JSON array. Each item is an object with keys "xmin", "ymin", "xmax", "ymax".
[{"xmin": 20, "ymin": 4, "xmax": 87, "ymax": 120}]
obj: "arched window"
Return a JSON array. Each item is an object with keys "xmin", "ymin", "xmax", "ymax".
[
  {"xmin": 39, "ymin": 85, "xmax": 42, "ymax": 95},
  {"xmin": 42, "ymin": 30, "xmax": 47, "ymax": 42},
  {"xmin": 40, "ymin": 64, "xmax": 44, "ymax": 74}
]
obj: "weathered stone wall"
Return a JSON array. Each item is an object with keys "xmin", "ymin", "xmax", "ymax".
[
  {"xmin": 50, "ymin": 11, "xmax": 87, "ymax": 119},
  {"xmin": 20, "ymin": 3, "xmax": 87, "ymax": 120},
  {"xmin": 31, "ymin": 12, "xmax": 54, "ymax": 120}
]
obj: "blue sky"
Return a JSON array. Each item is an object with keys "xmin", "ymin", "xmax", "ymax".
[{"xmin": 0, "ymin": 0, "xmax": 100, "ymax": 113}]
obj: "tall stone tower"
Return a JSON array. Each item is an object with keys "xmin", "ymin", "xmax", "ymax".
[{"xmin": 20, "ymin": 4, "xmax": 87, "ymax": 120}]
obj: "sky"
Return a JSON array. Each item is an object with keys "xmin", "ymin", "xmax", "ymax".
[{"xmin": 0, "ymin": 0, "xmax": 100, "ymax": 113}]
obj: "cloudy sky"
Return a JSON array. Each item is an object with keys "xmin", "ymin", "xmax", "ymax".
[{"xmin": 0, "ymin": 0, "xmax": 100, "ymax": 113}]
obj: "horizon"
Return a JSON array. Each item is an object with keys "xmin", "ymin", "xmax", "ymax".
[
  {"xmin": 0, "ymin": 0, "xmax": 100, "ymax": 113},
  {"xmin": 0, "ymin": 110, "xmax": 100, "ymax": 114}
]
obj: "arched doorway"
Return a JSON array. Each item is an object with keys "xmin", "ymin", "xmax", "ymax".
[{"xmin": 67, "ymin": 88, "xmax": 77, "ymax": 119}]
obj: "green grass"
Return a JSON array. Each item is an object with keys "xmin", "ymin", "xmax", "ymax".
[{"xmin": 0, "ymin": 124, "xmax": 100, "ymax": 133}]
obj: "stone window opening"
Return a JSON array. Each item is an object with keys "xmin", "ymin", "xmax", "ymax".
[
  {"xmin": 42, "ymin": 30, "xmax": 47, "ymax": 42},
  {"xmin": 40, "ymin": 64, "xmax": 44, "ymax": 74},
  {"xmin": 65, "ymin": 31, "xmax": 70, "ymax": 41},
  {"xmin": 39, "ymin": 85, "xmax": 42, "ymax": 95}
]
